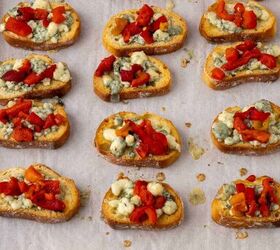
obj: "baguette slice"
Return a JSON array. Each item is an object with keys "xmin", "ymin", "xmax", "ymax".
[
  {"xmin": 0, "ymin": 163, "xmax": 80, "ymax": 223},
  {"xmin": 93, "ymin": 53, "xmax": 171, "ymax": 102},
  {"xmin": 199, "ymin": 1, "xmax": 276, "ymax": 43},
  {"xmin": 102, "ymin": 6, "xmax": 187, "ymax": 56},
  {"xmin": 102, "ymin": 175, "xmax": 184, "ymax": 230},
  {"xmin": 1, "ymin": 1, "xmax": 80, "ymax": 51},
  {"xmin": 203, "ymin": 42, "xmax": 280, "ymax": 90},
  {"xmin": 0, "ymin": 99, "xmax": 70, "ymax": 149},
  {"xmin": 212, "ymin": 176, "xmax": 280, "ymax": 228},
  {"xmin": 94, "ymin": 112, "xmax": 182, "ymax": 168},
  {"xmin": 0, "ymin": 54, "xmax": 71, "ymax": 103},
  {"xmin": 211, "ymin": 100, "xmax": 280, "ymax": 155}
]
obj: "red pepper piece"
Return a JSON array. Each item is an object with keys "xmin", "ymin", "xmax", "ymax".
[
  {"xmin": 122, "ymin": 22, "xmax": 142, "ymax": 43},
  {"xmin": 40, "ymin": 64, "xmax": 57, "ymax": 79},
  {"xmin": 18, "ymin": 7, "xmax": 35, "ymax": 21},
  {"xmin": 18, "ymin": 111, "xmax": 29, "ymax": 119},
  {"xmin": 236, "ymin": 183, "xmax": 246, "ymax": 193},
  {"xmin": 25, "ymin": 165, "xmax": 44, "ymax": 183},
  {"xmin": 154, "ymin": 196, "xmax": 166, "ymax": 209},
  {"xmin": 234, "ymin": 3, "xmax": 245, "ymax": 13},
  {"xmin": 12, "ymin": 127, "xmax": 33, "ymax": 142},
  {"xmin": 0, "ymin": 110, "xmax": 7, "ymax": 124},
  {"xmin": 32, "ymin": 195, "xmax": 65, "ymax": 211},
  {"xmin": 241, "ymin": 129, "xmax": 270, "ymax": 143},
  {"xmin": 43, "ymin": 113, "xmax": 56, "ymax": 129},
  {"xmin": 34, "ymin": 8, "xmax": 49, "ymax": 20},
  {"xmin": 259, "ymin": 54, "xmax": 277, "ymax": 69},
  {"xmin": 2, "ymin": 70, "xmax": 27, "ymax": 83},
  {"xmin": 151, "ymin": 15, "xmax": 168, "ymax": 32},
  {"xmin": 42, "ymin": 18, "xmax": 50, "ymax": 27},
  {"xmin": 233, "ymin": 116, "xmax": 247, "ymax": 132},
  {"xmin": 242, "ymin": 10, "xmax": 257, "ymax": 29},
  {"xmin": 42, "ymin": 180, "xmax": 60, "ymax": 194},
  {"xmin": 19, "ymin": 59, "xmax": 32, "ymax": 73},
  {"xmin": 131, "ymin": 64, "xmax": 144, "ymax": 74},
  {"xmin": 23, "ymin": 72, "xmax": 43, "ymax": 86},
  {"xmin": 51, "ymin": 6, "xmax": 66, "ymax": 24},
  {"xmin": 27, "ymin": 112, "xmax": 44, "ymax": 127},
  {"xmin": 95, "ymin": 55, "xmax": 116, "ymax": 77},
  {"xmin": 54, "ymin": 114, "xmax": 66, "ymax": 125},
  {"xmin": 136, "ymin": 142, "xmax": 149, "ymax": 158},
  {"xmin": 120, "ymin": 70, "xmax": 134, "ymax": 82},
  {"xmin": 225, "ymin": 48, "xmax": 239, "ymax": 63},
  {"xmin": 140, "ymin": 29, "xmax": 154, "ymax": 44},
  {"xmin": 211, "ymin": 67, "xmax": 225, "ymax": 80},
  {"xmin": 233, "ymin": 13, "xmax": 243, "ymax": 27},
  {"xmin": 139, "ymin": 188, "xmax": 154, "ymax": 206},
  {"xmin": 136, "ymin": 4, "xmax": 154, "ymax": 27},
  {"xmin": 259, "ymin": 203, "xmax": 270, "ymax": 217},
  {"xmin": 44, "ymin": 192, "xmax": 55, "ymax": 201},
  {"xmin": 244, "ymin": 187, "xmax": 258, "ymax": 216},
  {"xmin": 12, "ymin": 117, "xmax": 22, "ymax": 127},
  {"xmin": 246, "ymin": 175, "xmax": 256, "ymax": 182},
  {"xmin": 131, "ymin": 72, "xmax": 150, "ymax": 87},
  {"xmin": 5, "ymin": 177, "xmax": 22, "ymax": 196},
  {"xmin": 236, "ymin": 40, "xmax": 256, "ymax": 52},
  {"xmin": 5, "ymin": 17, "xmax": 32, "ymax": 37},
  {"xmin": 18, "ymin": 181, "xmax": 29, "ymax": 193},
  {"xmin": 6, "ymin": 100, "xmax": 32, "ymax": 118},
  {"xmin": 216, "ymin": 0, "xmax": 235, "ymax": 21},
  {"xmin": 129, "ymin": 206, "xmax": 157, "ymax": 225},
  {"xmin": 134, "ymin": 180, "xmax": 148, "ymax": 195},
  {"xmin": 150, "ymin": 132, "xmax": 168, "ymax": 155},
  {"xmin": 235, "ymin": 107, "xmax": 270, "ymax": 122}
]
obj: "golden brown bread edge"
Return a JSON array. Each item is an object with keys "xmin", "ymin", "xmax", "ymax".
[
  {"xmin": 94, "ymin": 112, "xmax": 181, "ymax": 168},
  {"xmin": 211, "ymin": 177, "xmax": 280, "ymax": 228},
  {"xmin": 211, "ymin": 102, "xmax": 280, "ymax": 155},
  {"xmin": 199, "ymin": 2, "xmax": 277, "ymax": 43},
  {"xmin": 0, "ymin": 164, "xmax": 80, "ymax": 223},
  {"xmin": 1, "ymin": 3, "xmax": 81, "ymax": 51},
  {"xmin": 93, "ymin": 56, "xmax": 172, "ymax": 102},
  {"xmin": 102, "ymin": 7, "xmax": 188, "ymax": 56},
  {"xmin": 102, "ymin": 182, "xmax": 184, "ymax": 230}
]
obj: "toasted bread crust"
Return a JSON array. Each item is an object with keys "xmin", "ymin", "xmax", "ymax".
[
  {"xmin": 203, "ymin": 43, "xmax": 280, "ymax": 90},
  {"xmin": 211, "ymin": 102, "xmax": 280, "ymax": 155},
  {"xmin": 211, "ymin": 177, "xmax": 280, "ymax": 228},
  {"xmin": 94, "ymin": 112, "xmax": 181, "ymax": 168},
  {"xmin": 0, "ymin": 164, "xmax": 80, "ymax": 223},
  {"xmin": 93, "ymin": 56, "xmax": 172, "ymax": 102},
  {"xmin": 102, "ymin": 181, "xmax": 184, "ymax": 230},
  {"xmin": 102, "ymin": 6, "xmax": 187, "ymax": 56},
  {"xmin": 1, "ymin": 2, "xmax": 81, "ymax": 51},
  {"xmin": 199, "ymin": 1, "xmax": 277, "ymax": 43}
]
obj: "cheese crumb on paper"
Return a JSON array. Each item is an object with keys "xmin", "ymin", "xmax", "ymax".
[
  {"xmin": 188, "ymin": 138, "xmax": 205, "ymax": 160},
  {"xmin": 239, "ymin": 168, "xmax": 248, "ymax": 177},
  {"xmin": 236, "ymin": 230, "xmax": 248, "ymax": 240},
  {"xmin": 196, "ymin": 173, "xmax": 206, "ymax": 182},
  {"xmin": 189, "ymin": 188, "xmax": 206, "ymax": 205},
  {"xmin": 166, "ymin": 0, "xmax": 175, "ymax": 11},
  {"xmin": 123, "ymin": 240, "xmax": 132, "ymax": 248},
  {"xmin": 156, "ymin": 172, "xmax": 166, "ymax": 182}
]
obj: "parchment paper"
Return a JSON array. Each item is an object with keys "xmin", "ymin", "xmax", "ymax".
[{"xmin": 1, "ymin": 0, "xmax": 280, "ymax": 249}]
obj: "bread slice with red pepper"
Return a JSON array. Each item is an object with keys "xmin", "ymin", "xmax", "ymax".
[
  {"xmin": 0, "ymin": 163, "xmax": 80, "ymax": 223},
  {"xmin": 0, "ymin": 54, "xmax": 71, "ymax": 103},
  {"xmin": 0, "ymin": 98, "xmax": 70, "ymax": 149},
  {"xmin": 102, "ymin": 4, "xmax": 187, "ymax": 56},
  {"xmin": 211, "ymin": 99, "xmax": 280, "ymax": 155},
  {"xmin": 212, "ymin": 175, "xmax": 280, "ymax": 228},
  {"xmin": 94, "ymin": 112, "xmax": 181, "ymax": 168},
  {"xmin": 203, "ymin": 40, "xmax": 280, "ymax": 90},
  {"xmin": 0, "ymin": 0, "xmax": 80, "ymax": 51},
  {"xmin": 199, "ymin": 0, "xmax": 276, "ymax": 43},
  {"xmin": 93, "ymin": 51, "xmax": 171, "ymax": 102},
  {"xmin": 102, "ymin": 175, "xmax": 184, "ymax": 230}
]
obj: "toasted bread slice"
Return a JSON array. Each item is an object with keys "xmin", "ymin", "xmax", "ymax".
[
  {"xmin": 212, "ymin": 176, "xmax": 280, "ymax": 228},
  {"xmin": 0, "ymin": 54, "xmax": 71, "ymax": 103},
  {"xmin": 0, "ymin": 99, "xmax": 70, "ymax": 149},
  {"xmin": 0, "ymin": 163, "xmax": 80, "ymax": 223},
  {"xmin": 211, "ymin": 100, "xmax": 280, "ymax": 155},
  {"xmin": 102, "ymin": 5, "xmax": 187, "ymax": 56},
  {"xmin": 102, "ymin": 175, "xmax": 184, "ymax": 230},
  {"xmin": 199, "ymin": 1, "xmax": 276, "ymax": 43},
  {"xmin": 203, "ymin": 42, "xmax": 280, "ymax": 90},
  {"xmin": 94, "ymin": 112, "xmax": 182, "ymax": 168},
  {"xmin": 1, "ymin": 1, "xmax": 80, "ymax": 50},
  {"xmin": 93, "ymin": 53, "xmax": 171, "ymax": 102}
]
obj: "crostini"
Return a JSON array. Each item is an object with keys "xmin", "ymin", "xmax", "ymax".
[
  {"xmin": 94, "ymin": 51, "xmax": 171, "ymax": 102},
  {"xmin": 0, "ymin": 163, "xmax": 80, "ymax": 223},
  {"xmin": 0, "ymin": 98, "xmax": 70, "ymax": 149},
  {"xmin": 203, "ymin": 40, "xmax": 280, "ymax": 90},
  {"xmin": 102, "ymin": 175, "xmax": 184, "ymax": 230},
  {"xmin": 0, "ymin": 0, "xmax": 80, "ymax": 50},
  {"xmin": 0, "ymin": 54, "xmax": 71, "ymax": 103},
  {"xmin": 211, "ymin": 99, "xmax": 280, "ymax": 155},
  {"xmin": 212, "ymin": 175, "xmax": 280, "ymax": 228},
  {"xmin": 94, "ymin": 112, "xmax": 181, "ymax": 168},
  {"xmin": 102, "ymin": 4, "xmax": 187, "ymax": 56},
  {"xmin": 199, "ymin": 0, "xmax": 276, "ymax": 43}
]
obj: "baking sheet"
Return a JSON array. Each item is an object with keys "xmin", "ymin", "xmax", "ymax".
[{"xmin": 1, "ymin": 0, "xmax": 280, "ymax": 249}]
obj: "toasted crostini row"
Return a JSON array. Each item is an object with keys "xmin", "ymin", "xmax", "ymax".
[
  {"xmin": 93, "ymin": 51, "xmax": 171, "ymax": 102},
  {"xmin": 0, "ymin": 0, "xmax": 81, "ymax": 50},
  {"xmin": 94, "ymin": 112, "xmax": 181, "ymax": 168}
]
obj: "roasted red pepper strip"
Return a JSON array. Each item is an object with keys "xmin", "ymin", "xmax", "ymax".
[
  {"xmin": 245, "ymin": 187, "xmax": 258, "ymax": 216},
  {"xmin": 236, "ymin": 40, "xmax": 256, "ymax": 52},
  {"xmin": 12, "ymin": 127, "xmax": 33, "ymax": 142},
  {"xmin": 129, "ymin": 206, "xmax": 157, "ymax": 225},
  {"xmin": 27, "ymin": 112, "xmax": 44, "ymax": 127},
  {"xmin": 18, "ymin": 7, "xmax": 35, "ymax": 21},
  {"xmin": 5, "ymin": 17, "xmax": 32, "ymax": 37},
  {"xmin": 134, "ymin": 180, "xmax": 148, "ymax": 195},
  {"xmin": 5, "ymin": 100, "xmax": 32, "ymax": 119},
  {"xmin": 260, "ymin": 54, "xmax": 277, "ymax": 69},
  {"xmin": 51, "ymin": 6, "xmax": 66, "ymax": 24},
  {"xmin": 25, "ymin": 166, "xmax": 44, "ymax": 183},
  {"xmin": 44, "ymin": 113, "xmax": 56, "ymax": 129},
  {"xmin": 95, "ymin": 55, "xmax": 116, "ymax": 77},
  {"xmin": 151, "ymin": 15, "xmax": 168, "ymax": 32},
  {"xmin": 140, "ymin": 29, "xmax": 154, "ymax": 44},
  {"xmin": 131, "ymin": 72, "xmax": 150, "ymax": 87},
  {"xmin": 240, "ymin": 129, "xmax": 270, "ymax": 143},
  {"xmin": 122, "ymin": 22, "xmax": 142, "ymax": 43},
  {"xmin": 2, "ymin": 70, "xmax": 27, "ymax": 83},
  {"xmin": 246, "ymin": 175, "xmax": 256, "ymax": 182},
  {"xmin": 242, "ymin": 10, "xmax": 257, "ymax": 29},
  {"xmin": 236, "ymin": 183, "xmax": 246, "ymax": 193},
  {"xmin": 211, "ymin": 67, "xmax": 225, "ymax": 80},
  {"xmin": 136, "ymin": 4, "xmax": 154, "ymax": 27},
  {"xmin": 154, "ymin": 196, "xmax": 166, "ymax": 209},
  {"xmin": 225, "ymin": 48, "xmax": 239, "ymax": 63}
]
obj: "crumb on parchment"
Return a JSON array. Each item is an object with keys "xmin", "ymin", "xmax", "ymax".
[
  {"xmin": 123, "ymin": 240, "xmax": 132, "ymax": 248},
  {"xmin": 156, "ymin": 172, "xmax": 166, "ymax": 182},
  {"xmin": 236, "ymin": 230, "xmax": 248, "ymax": 240},
  {"xmin": 189, "ymin": 188, "xmax": 206, "ymax": 205},
  {"xmin": 166, "ymin": 0, "xmax": 175, "ymax": 11},
  {"xmin": 185, "ymin": 122, "xmax": 192, "ymax": 128},
  {"xmin": 188, "ymin": 138, "xmax": 205, "ymax": 160},
  {"xmin": 196, "ymin": 173, "xmax": 206, "ymax": 182},
  {"xmin": 239, "ymin": 168, "xmax": 248, "ymax": 177}
]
